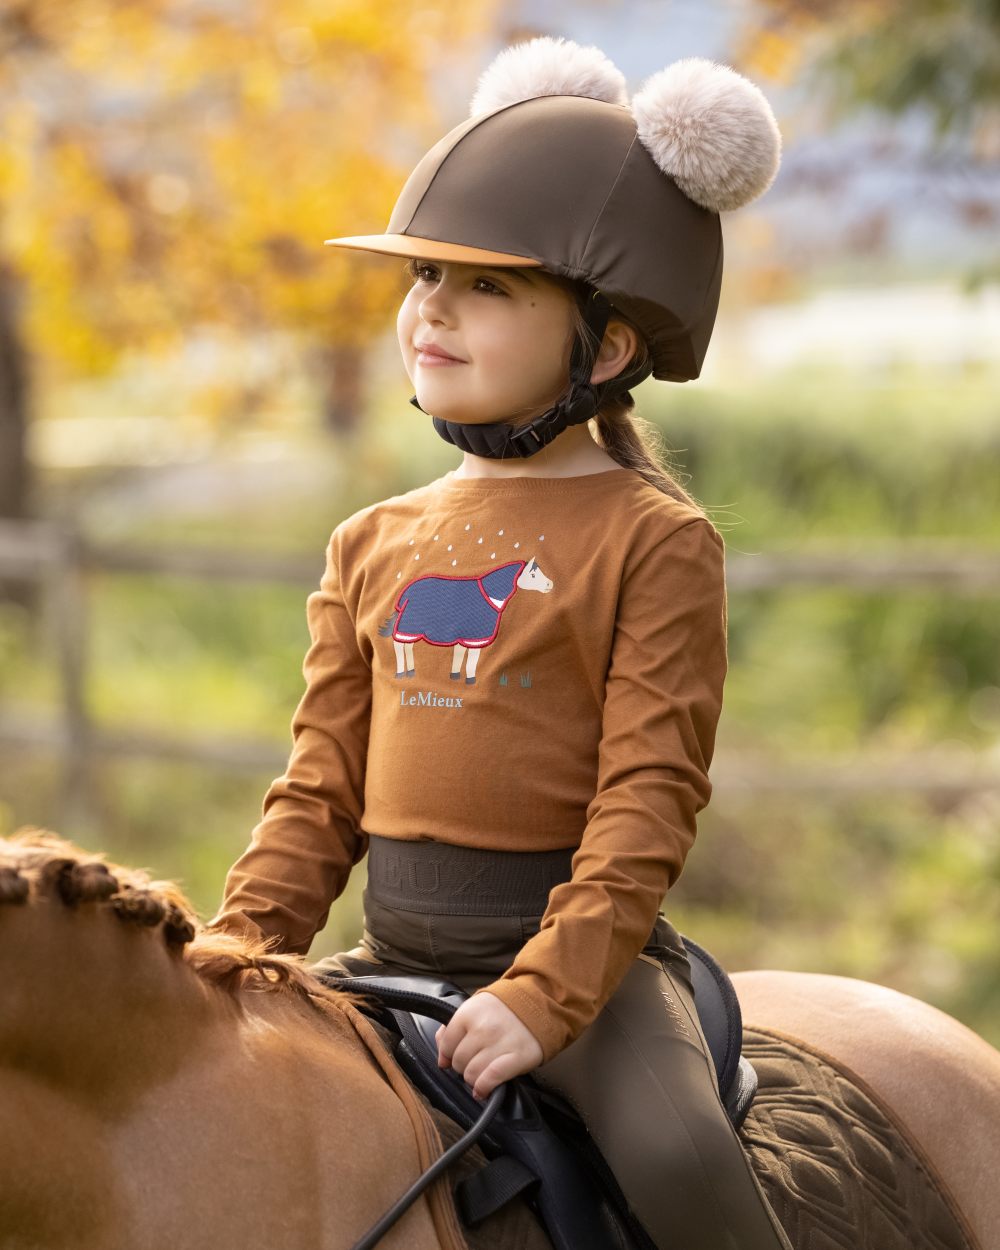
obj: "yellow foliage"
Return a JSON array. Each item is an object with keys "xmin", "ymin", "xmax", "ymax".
[
  {"xmin": 2, "ymin": 0, "xmax": 503, "ymax": 415},
  {"xmin": 731, "ymin": 1, "xmax": 840, "ymax": 84},
  {"xmin": 240, "ymin": 58, "xmax": 283, "ymax": 111},
  {"xmin": 734, "ymin": 26, "xmax": 803, "ymax": 85}
]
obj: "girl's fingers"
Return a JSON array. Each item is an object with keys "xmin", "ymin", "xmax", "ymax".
[
  {"xmin": 469, "ymin": 1043, "xmax": 533, "ymax": 1098},
  {"xmin": 461, "ymin": 1045, "xmax": 507, "ymax": 1093},
  {"xmin": 472, "ymin": 1055, "xmax": 515, "ymax": 1101},
  {"xmin": 437, "ymin": 1017, "xmax": 467, "ymax": 1068},
  {"xmin": 435, "ymin": 1024, "xmax": 450, "ymax": 1067},
  {"xmin": 449, "ymin": 1031, "xmax": 491, "ymax": 1076}
]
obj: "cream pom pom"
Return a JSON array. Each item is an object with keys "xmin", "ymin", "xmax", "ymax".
[
  {"xmin": 470, "ymin": 35, "xmax": 628, "ymax": 117},
  {"xmin": 631, "ymin": 57, "xmax": 781, "ymax": 212}
]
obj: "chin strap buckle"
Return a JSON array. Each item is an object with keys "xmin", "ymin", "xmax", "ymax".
[
  {"xmin": 504, "ymin": 382, "xmax": 600, "ymax": 458},
  {"xmin": 505, "ymin": 414, "xmax": 551, "ymax": 457}
]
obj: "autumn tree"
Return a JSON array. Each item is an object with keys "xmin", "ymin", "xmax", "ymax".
[{"xmin": 0, "ymin": 0, "xmax": 499, "ymax": 558}]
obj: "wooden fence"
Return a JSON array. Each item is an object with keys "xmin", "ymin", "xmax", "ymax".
[{"xmin": 1, "ymin": 517, "xmax": 998, "ymax": 832}]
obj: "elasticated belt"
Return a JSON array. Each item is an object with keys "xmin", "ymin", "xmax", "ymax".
[{"xmin": 365, "ymin": 833, "xmax": 577, "ymax": 916}]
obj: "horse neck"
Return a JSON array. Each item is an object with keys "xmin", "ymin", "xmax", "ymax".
[{"xmin": 0, "ymin": 893, "xmax": 225, "ymax": 1107}]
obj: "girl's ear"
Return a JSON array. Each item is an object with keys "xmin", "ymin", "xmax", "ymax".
[{"xmin": 590, "ymin": 320, "xmax": 641, "ymax": 386}]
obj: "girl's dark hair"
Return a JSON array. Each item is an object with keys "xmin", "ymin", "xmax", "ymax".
[{"xmin": 522, "ymin": 270, "xmax": 705, "ymax": 511}]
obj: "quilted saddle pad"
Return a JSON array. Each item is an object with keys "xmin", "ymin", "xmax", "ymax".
[{"xmin": 738, "ymin": 1025, "xmax": 979, "ymax": 1250}]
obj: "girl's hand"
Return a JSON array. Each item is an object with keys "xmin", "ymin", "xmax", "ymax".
[{"xmin": 435, "ymin": 991, "xmax": 543, "ymax": 1100}]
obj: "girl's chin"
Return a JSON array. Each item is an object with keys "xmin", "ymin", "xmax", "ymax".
[{"xmin": 412, "ymin": 391, "xmax": 499, "ymax": 425}]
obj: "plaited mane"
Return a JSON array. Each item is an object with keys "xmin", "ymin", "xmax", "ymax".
[{"xmin": 1, "ymin": 827, "xmax": 358, "ymax": 1009}]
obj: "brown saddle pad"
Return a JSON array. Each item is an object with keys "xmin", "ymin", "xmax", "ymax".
[{"xmin": 739, "ymin": 1025, "xmax": 979, "ymax": 1250}]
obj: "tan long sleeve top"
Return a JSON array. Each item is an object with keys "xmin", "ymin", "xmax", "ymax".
[{"xmin": 208, "ymin": 465, "xmax": 729, "ymax": 1063}]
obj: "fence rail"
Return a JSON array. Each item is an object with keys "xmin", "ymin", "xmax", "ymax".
[
  {"xmin": 2, "ymin": 517, "xmax": 998, "ymax": 832},
  {"xmin": 6, "ymin": 518, "xmax": 1000, "ymax": 589}
]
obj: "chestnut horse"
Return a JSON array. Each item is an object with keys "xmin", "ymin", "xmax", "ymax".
[{"xmin": 1, "ymin": 827, "xmax": 997, "ymax": 1250}]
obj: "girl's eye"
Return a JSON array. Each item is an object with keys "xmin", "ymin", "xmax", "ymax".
[{"xmin": 407, "ymin": 261, "xmax": 506, "ymax": 297}]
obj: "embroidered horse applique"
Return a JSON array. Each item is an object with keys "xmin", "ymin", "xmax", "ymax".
[{"xmin": 379, "ymin": 558, "xmax": 552, "ymax": 684}]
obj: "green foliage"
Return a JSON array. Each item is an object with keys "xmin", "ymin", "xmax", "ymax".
[
  {"xmin": 643, "ymin": 360, "xmax": 1000, "ymax": 542},
  {"xmin": 671, "ymin": 785, "xmax": 1000, "ymax": 1037},
  {"xmin": 807, "ymin": 0, "xmax": 1000, "ymax": 142},
  {"xmin": 87, "ymin": 575, "xmax": 310, "ymax": 737}
]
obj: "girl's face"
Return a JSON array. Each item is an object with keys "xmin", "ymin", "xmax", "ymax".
[{"xmin": 396, "ymin": 259, "xmax": 576, "ymax": 426}]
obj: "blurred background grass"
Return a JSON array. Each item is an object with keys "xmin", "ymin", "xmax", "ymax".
[{"xmin": 1, "ymin": 0, "xmax": 998, "ymax": 1045}]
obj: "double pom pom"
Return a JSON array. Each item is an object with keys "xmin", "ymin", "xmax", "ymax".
[{"xmin": 469, "ymin": 35, "xmax": 781, "ymax": 213}]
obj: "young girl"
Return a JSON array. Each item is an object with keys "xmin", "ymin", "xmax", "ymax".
[{"xmin": 208, "ymin": 37, "xmax": 791, "ymax": 1250}]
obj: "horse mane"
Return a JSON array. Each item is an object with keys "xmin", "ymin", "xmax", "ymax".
[{"xmin": 1, "ymin": 826, "xmax": 360, "ymax": 1012}]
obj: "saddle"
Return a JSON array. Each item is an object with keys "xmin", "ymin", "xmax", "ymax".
[{"xmin": 316, "ymin": 934, "xmax": 758, "ymax": 1250}]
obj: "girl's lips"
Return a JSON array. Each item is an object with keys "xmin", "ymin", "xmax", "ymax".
[
  {"xmin": 415, "ymin": 340, "xmax": 465, "ymax": 365},
  {"xmin": 416, "ymin": 349, "xmax": 465, "ymax": 366}
]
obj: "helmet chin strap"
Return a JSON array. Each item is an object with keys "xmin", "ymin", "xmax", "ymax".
[{"xmin": 410, "ymin": 290, "xmax": 646, "ymax": 461}]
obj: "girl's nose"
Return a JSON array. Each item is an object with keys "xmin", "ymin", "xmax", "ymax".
[{"xmin": 418, "ymin": 280, "xmax": 454, "ymax": 324}]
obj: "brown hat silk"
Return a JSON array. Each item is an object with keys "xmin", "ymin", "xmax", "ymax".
[{"xmin": 326, "ymin": 94, "xmax": 722, "ymax": 383}]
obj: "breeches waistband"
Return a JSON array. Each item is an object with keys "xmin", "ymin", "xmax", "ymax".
[{"xmin": 364, "ymin": 832, "xmax": 576, "ymax": 917}]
